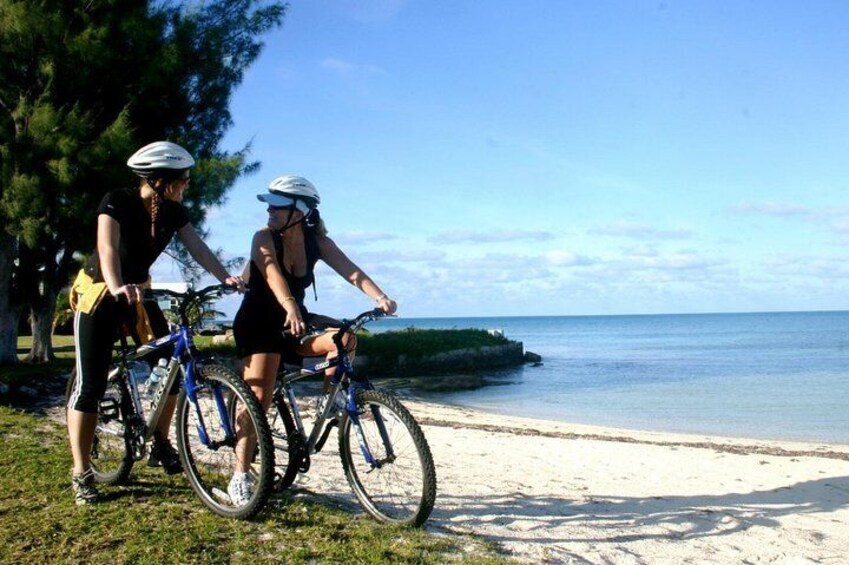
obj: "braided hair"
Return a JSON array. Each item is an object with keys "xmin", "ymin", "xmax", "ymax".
[{"xmin": 146, "ymin": 171, "xmax": 183, "ymax": 240}]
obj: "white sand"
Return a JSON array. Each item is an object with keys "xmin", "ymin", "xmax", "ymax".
[{"xmin": 295, "ymin": 398, "xmax": 849, "ymax": 564}]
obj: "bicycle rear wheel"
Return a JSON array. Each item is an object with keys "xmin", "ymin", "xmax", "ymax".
[
  {"xmin": 267, "ymin": 394, "xmax": 302, "ymax": 491},
  {"xmin": 338, "ymin": 389, "xmax": 437, "ymax": 527},
  {"xmin": 65, "ymin": 368, "xmax": 134, "ymax": 484},
  {"xmin": 175, "ymin": 363, "xmax": 274, "ymax": 519}
]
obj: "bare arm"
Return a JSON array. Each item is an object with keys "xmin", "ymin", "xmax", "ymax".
[
  {"xmin": 317, "ymin": 236, "xmax": 397, "ymax": 313},
  {"xmin": 177, "ymin": 224, "xmax": 241, "ymax": 287},
  {"xmin": 252, "ymin": 229, "xmax": 305, "ymax": 334},
  {"xmin": 98, "ymin": 215, "xmax": 124, "ymax": 294}
]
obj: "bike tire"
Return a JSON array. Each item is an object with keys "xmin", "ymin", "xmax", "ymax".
[
  {"xmin": 338, "ymin": 389, "xmax": 437, "ymax": 527},
  {"xmin": 175, "ymin": 363, "xmax": 274, "ymax": 519},
  {"xmin": 64, "ymin": 368, "xmax": 134, "ymax": 485},
  {"xmin": 267, "ymin": 394, "xmax": 302, "ymax": 492}
]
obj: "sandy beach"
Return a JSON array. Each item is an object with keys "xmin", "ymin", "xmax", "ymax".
[{"xmin": 294, "ymin": 397, "xmax": 849, "ymax": 564}]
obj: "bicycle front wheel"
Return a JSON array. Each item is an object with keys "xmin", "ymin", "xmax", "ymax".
[
  {"xmin": 65, "ymin": 368, "xmax": 134, "ymax": 485},
  {"xmin": 338, "ymin": 389, "xmax": 437, "ymax": 527},
  {"xmin": 175, "ymin": 363, "xmax": 274, "ymax": 519}
]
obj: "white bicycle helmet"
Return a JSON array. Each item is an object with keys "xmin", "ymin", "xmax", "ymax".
[
  {"xmin": 127, "ymin": 141, "xmax": 195, "ymax": 177},
  {"xmin": 258, "ymin": 175, "xmax": 321, "ymax": 213}
]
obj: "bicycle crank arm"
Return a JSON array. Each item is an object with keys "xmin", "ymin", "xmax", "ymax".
[{"xmin": 313, "ymin": 420, "xmax": 338, "ymax": 453}]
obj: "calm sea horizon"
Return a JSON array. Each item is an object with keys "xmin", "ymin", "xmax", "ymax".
[{"xmin": 367, "ymin": 310, "xmax": 849, "ymax": 444}]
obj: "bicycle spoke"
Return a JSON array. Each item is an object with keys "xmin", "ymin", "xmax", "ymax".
[
  {"xmin": 339, "ymin": 390, "xmax": 436, "ymax": 526},
  {"xmin": 177, "ymin": 364, "xmax": 274, "ymax": 519}
]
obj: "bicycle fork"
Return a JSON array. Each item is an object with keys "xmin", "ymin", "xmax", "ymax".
[
  {"xmin": 348, "ymin": 404, "xmax": 395, "ymax": 470},
  {"xmin": 183, "ymin": 361, "xmax": 236, "ymax": 450}
]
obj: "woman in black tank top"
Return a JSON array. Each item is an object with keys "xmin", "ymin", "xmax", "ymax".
[{"xmin": 229, "ymin": 176, "xmax": 396, "ymax": 504}]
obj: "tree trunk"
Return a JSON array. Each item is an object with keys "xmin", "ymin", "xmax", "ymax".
[
  {"xmin": 24, "ymin": 286, "xmax": 58, "ymax": 363},
  {"xmin": 0, "ymin": 234, "xmax": 19, "ymax": 365}
]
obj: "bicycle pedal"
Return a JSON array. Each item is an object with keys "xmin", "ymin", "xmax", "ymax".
[{"xmin": 98, "ymin": 398, "xmax": 120, "ymax": 419}]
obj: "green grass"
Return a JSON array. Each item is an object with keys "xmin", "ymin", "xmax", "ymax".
[
  {"xmin": 0, "ymin": 335, "xmax": 76, "ymax": 386},
  {"xmin": 0, "ymin": 405, "xmax": 508, "ymax": 565}
]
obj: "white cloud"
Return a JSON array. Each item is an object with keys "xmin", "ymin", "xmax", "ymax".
[
  {"xmin": 543, "ymin": 250, "xmax": 596, "ymax": 267},
  {"xmin": 589, "ymin": 221, "xmax": 692, "ymax": 240},
  {"xmin": 728, "ymin": 201, "xmax": 811, "ymax": 217},
  {"xmin": 619, "ymin": 251, "xmax": 723, "ymax": 271},
  {"xmin": 354, "ymin": 248, "xmax": 446, "ymax": 263},
  {"xmin": 429, "ymin": 229, "xmax": 555, "ymax": 244},
  {"xmin": 334, "ymin": 230, "xmax": 399, "ymax": 244}
]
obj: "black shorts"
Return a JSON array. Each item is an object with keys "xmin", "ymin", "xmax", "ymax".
[{"xmin": 233, "ymin": 306, "xmax": 340, "ymax": 365}]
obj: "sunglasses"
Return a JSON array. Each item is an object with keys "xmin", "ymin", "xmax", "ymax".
[{"xmin": 268, "ymin": 204, "xmax": 296, "ymax": 211}]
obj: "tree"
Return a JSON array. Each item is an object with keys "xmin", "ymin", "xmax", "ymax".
[{"xmin": 0, "ymin": 0, "xmax": 286, "ymax": 364}]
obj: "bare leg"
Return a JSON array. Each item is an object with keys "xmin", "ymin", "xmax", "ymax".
[
  {"xmin": 67, "ymin": 409, "xmax": 98, "ymax": 474},
  {"xmin": 294, "ymin": 330, "xmax": 357, "ymax": 392},
  {"xmin": 234, "ymin": 352, "xmax": 279, "ymax": 473},
  {"xmin": 155, "ymin": 394, "xmax": 178, "ymax": 437}
]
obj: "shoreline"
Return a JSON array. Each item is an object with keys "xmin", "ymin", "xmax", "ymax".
[
  {"xmin": 404, "ymin": 397, "xmax": 849, "ymax": 461},
  {"xmin": 296, "ymin": 395, "xmax": 849, "ymax": 564},
  {"xmin": 406, "ymin": 394, "xmax": 849, "ymax": 451}
]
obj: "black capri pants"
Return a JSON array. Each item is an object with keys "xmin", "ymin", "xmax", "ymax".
[{"xmin": 68, "ymin": 298, "xmax": 174, "ymax": 413}]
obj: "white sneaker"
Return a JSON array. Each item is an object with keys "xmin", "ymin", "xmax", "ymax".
[{"xmin": 227, "ymin": 472, "xmax": 255, "ymax": 506}]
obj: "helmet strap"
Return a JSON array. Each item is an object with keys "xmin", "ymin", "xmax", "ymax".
[{"xmin": 278, "ymin": 206, "xmax": 306, "ymax": 233}]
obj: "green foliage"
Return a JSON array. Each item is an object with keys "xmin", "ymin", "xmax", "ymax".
[
  {"xmin": 52, "ymin": 290, "xmax": 73, "ymax": 333},
  {"xmin": 0, "ymin": 406, "xmax": 508, "ymax": 564},
  {"xmin": 192, "ymin": 329, "xmax": 512, "ymax": 367},
  {"xmin": 358, "ymin": 329, "xmax": 510, "ymax": 360},
  {"xmin": 0, "ymin": 0, "xmax": 286, "ymax": 361}
]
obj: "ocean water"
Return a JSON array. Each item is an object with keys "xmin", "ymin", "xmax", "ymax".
[{"xmin": 370, "ymin": 311, "xmax": 849, "ymax": 444}]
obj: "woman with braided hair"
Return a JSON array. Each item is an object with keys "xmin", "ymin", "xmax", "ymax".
[{"xmin": 67, "ymin": 141, "xmax": 245, "ymax": 505}]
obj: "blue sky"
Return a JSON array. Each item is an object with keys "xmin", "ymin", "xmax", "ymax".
[{"xmin": 152, "ymin": 1, "xmax": 849, "ymax": 319}]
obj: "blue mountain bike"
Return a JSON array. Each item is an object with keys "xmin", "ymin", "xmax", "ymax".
[
  {"xmin": 267, "ymin": 309, "xmax": 437, "ymax": 527},
  {"xmin": 65, "ymin": 284, "xmax": 274, "ymax": 519}
]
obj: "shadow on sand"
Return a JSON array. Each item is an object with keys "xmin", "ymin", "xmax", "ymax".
[{"xmin": 428, "ymin": 475, "xmax": 849, "ymax": 545}]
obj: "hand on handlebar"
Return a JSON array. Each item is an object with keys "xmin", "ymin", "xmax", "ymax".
[
  {"xmin": 113, "ymin": 284, "xmax": 144, "ymax": 305},
  {"xmin": 376, "ymin": 295, "xmax": 397, "ymax": 315},
  {"xmin": 224, "ymin": 275, "xmax": 246, "ymax": 293}
]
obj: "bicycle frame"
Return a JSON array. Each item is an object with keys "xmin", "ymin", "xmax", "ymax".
[
  {"xmin": 276, "ymin": 311, "xmax": 394, "ymax": 469},
  {"xmin": 112, "ymin": 286, "xmax": 237, "ymax": 458}
]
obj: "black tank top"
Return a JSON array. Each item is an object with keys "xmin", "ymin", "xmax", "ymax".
[{"xmin": 241, "ymin": 227, "xmax": 321, "ymax": 326}]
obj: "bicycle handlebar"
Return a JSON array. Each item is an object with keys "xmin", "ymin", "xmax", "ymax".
[
  {"xmin": 114, "ymin": 283, "xmax": 238, "ymax": 327},
  {"xmin": 146, "ymin": 282, "xmax": 239, "ymax": 301},
  {"xmin": 283, "ymin": 308, "xmax": 392, "ymax": 345},
  {"xmin": 339, "ymin": 308, "xmax": 391, "ymax": 334}
]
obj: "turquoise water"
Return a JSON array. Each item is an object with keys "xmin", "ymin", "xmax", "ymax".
[{"xmin": 371, "ymin": 311, "xmax": 849, "ymax": 443}]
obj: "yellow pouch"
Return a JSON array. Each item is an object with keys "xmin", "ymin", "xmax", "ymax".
[
  {"xmin": 134, "ymin": 301, "xmax": 156, "ymax": 344},
  {"xmin": 69, "ymin": 269, "xmax": 109, "ymax": 315}
]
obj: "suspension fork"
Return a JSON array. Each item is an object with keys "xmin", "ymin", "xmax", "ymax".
[
  {"xmin": 345, "ymin": 382, "xmax": 395, "ymax": 468},
  {"xmin": 184, "ymin": 359, "xmax": 238, "ymax": 449}
]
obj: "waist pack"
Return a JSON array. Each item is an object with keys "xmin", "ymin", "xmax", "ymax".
[
  {"xmin": 69, "ymin": 269, "xmax": 156, "ymax": 343},
  {"xmin": 69, "ymin": 269, "xmax": 109, "ymax": 315}
]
